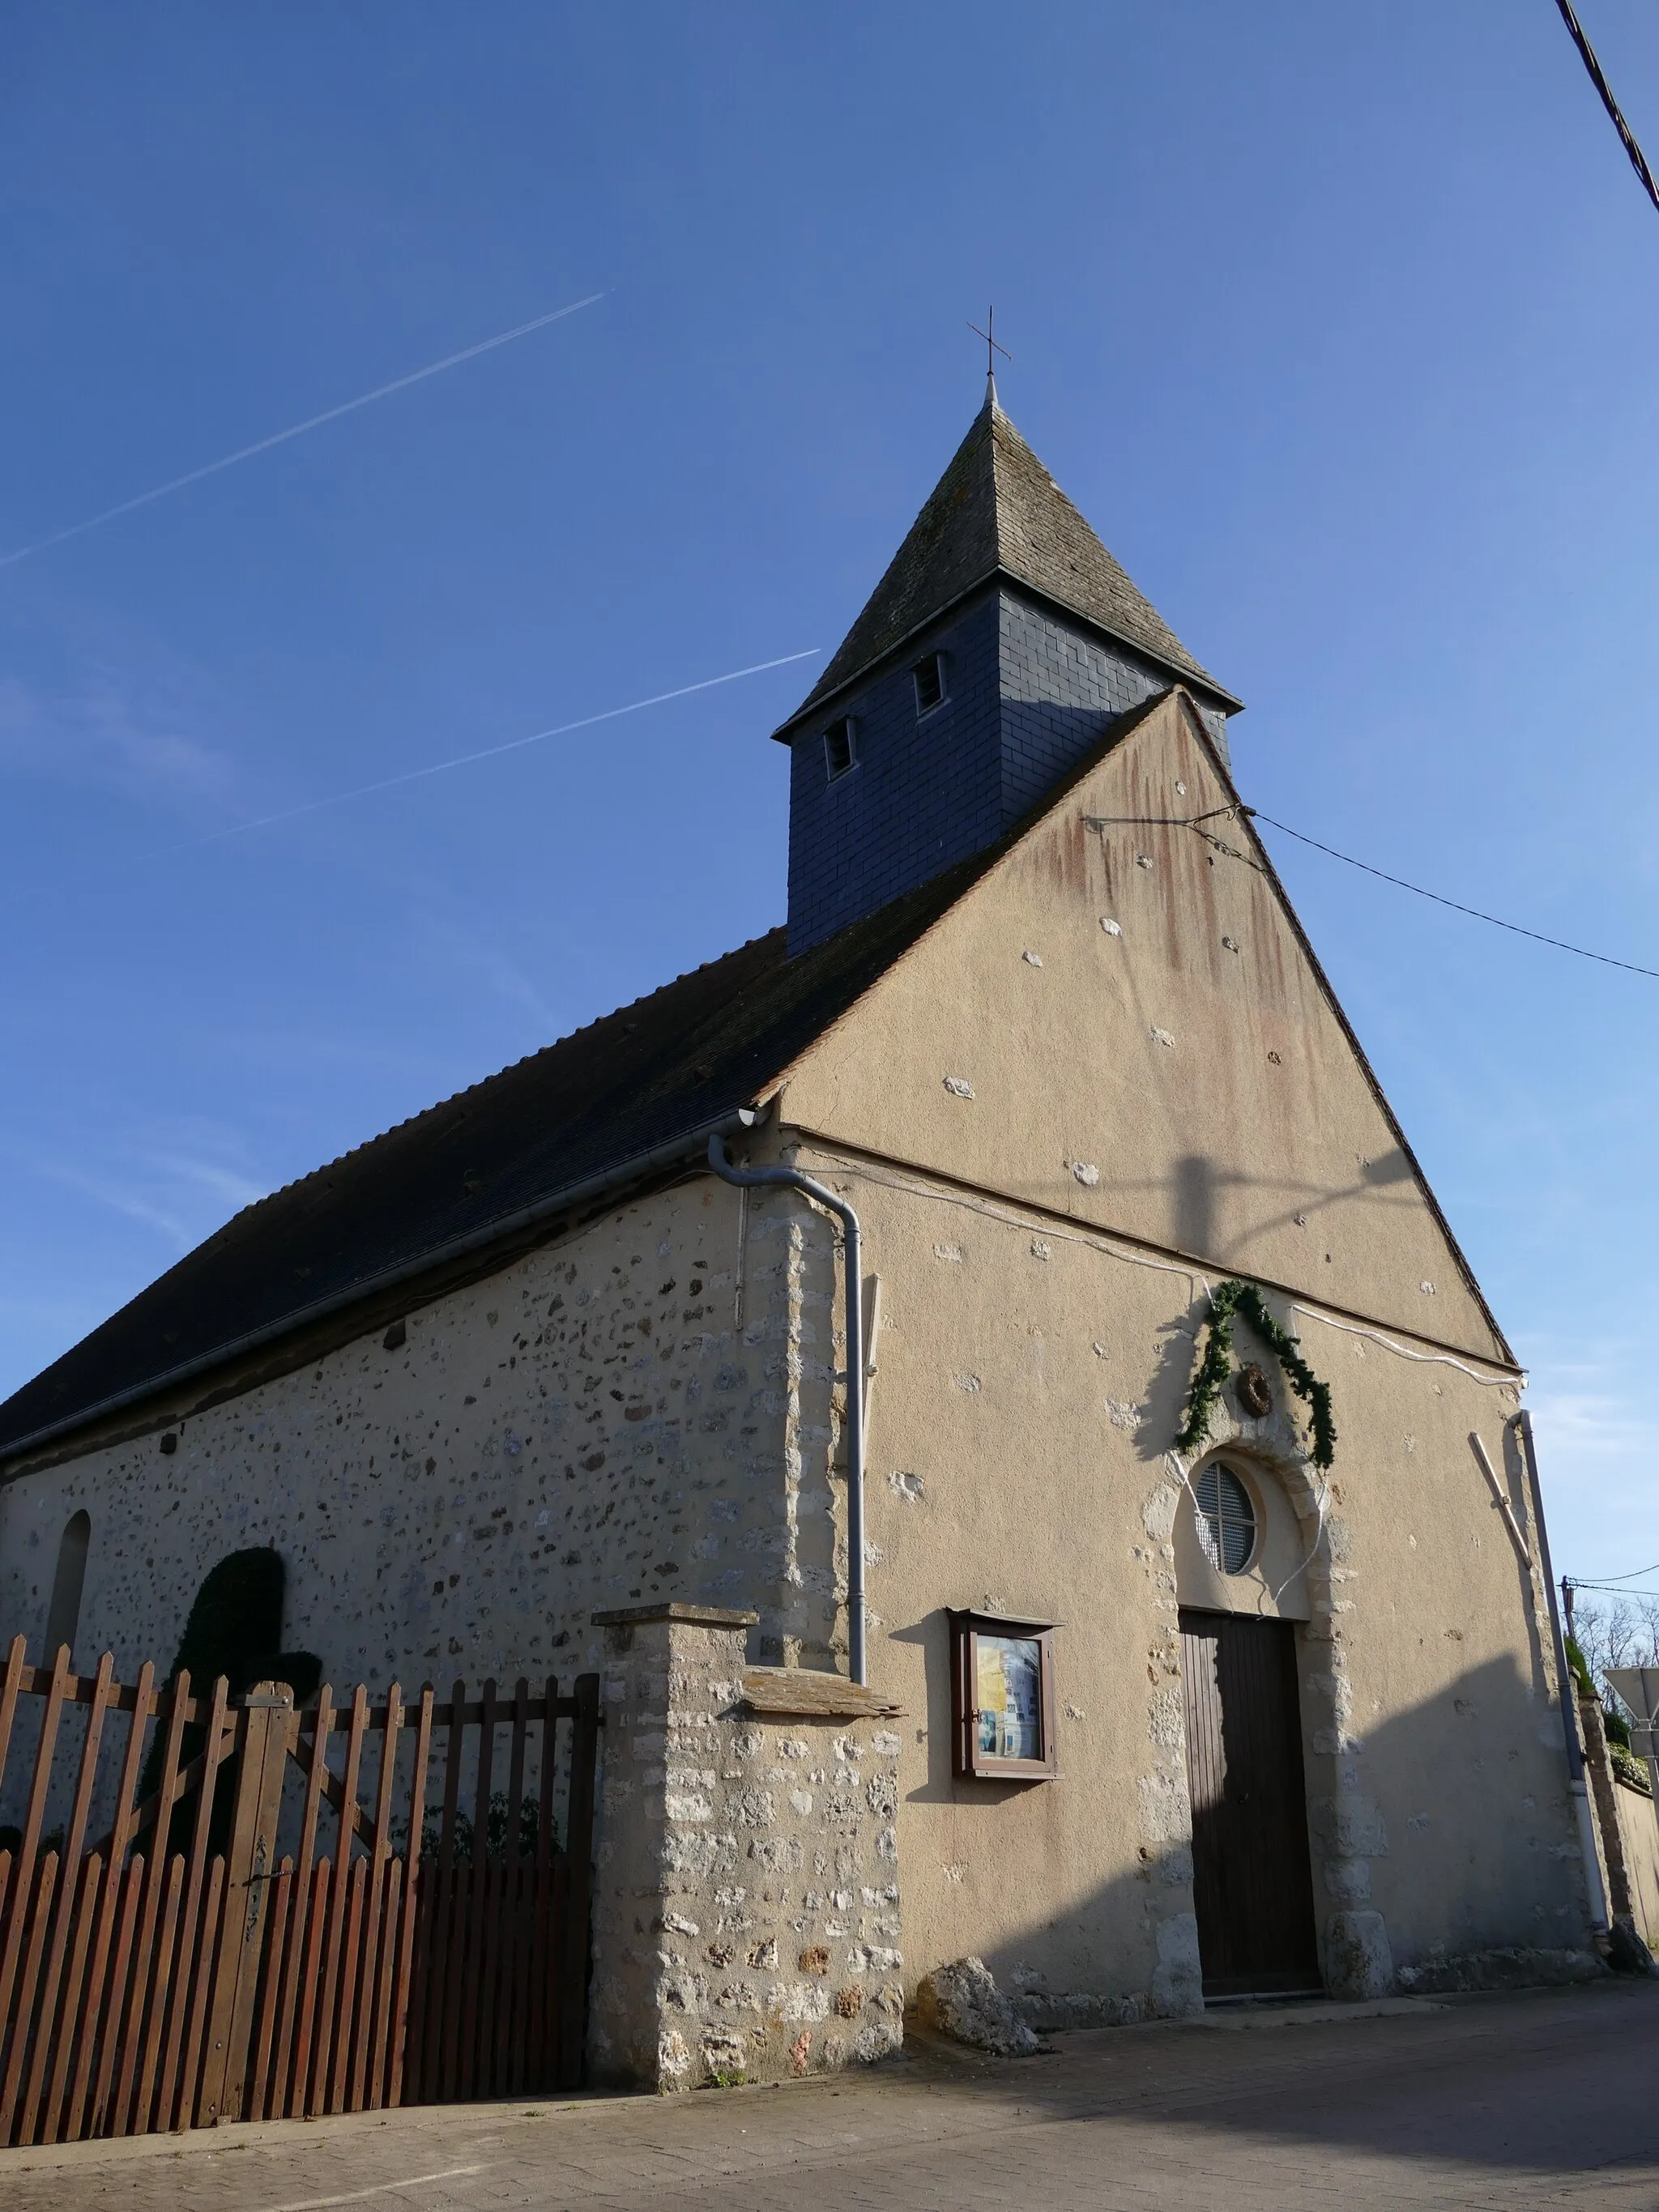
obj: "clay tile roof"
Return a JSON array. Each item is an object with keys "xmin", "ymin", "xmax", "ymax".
[{"xmin": 776, "ymin": 395, "xmax": 1238, "ymax": 734}]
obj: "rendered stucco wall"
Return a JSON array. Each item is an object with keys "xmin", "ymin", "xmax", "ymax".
[{"xmin": 757, "ymin": 1127, "xmax": 1597, "ymax": 2020}]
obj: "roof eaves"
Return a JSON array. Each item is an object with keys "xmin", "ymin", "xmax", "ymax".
[{"xmin": 769, "ymin": 569, "xmax": 1243, "ymax": 744}]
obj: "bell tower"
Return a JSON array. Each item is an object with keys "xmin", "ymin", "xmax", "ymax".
[{"xmin": 772, "ymin": 394, "xmax": 1241, "ymax": 954}]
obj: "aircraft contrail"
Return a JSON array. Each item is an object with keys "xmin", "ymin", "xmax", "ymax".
[
  {"xmin": 0, "ymin": 292, "xmax": 606, "ymax": 569},
  {"xmin": 139, "ymin": 650, "xmax": 821, "ymax": 861}
]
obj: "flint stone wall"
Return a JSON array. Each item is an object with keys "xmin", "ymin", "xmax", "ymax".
[{"xmin": 586, "ymin": 1606, "xmax": 903, "ymax": 2091}]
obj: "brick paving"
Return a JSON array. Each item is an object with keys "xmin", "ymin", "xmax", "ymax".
[{"xmin": 7, "ymin": 1982, "xmax": 1659, "ymax": 2212}]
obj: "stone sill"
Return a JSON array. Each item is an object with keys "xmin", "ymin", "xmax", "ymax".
[{"xmin": 742, "ymin": 1666, "xmax": 903, "ymax": 1720}]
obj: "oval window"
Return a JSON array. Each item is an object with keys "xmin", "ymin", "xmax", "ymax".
[{"xmin": 1195, "ymin": 1462, "xmax": 1257, "ymax": 1575}]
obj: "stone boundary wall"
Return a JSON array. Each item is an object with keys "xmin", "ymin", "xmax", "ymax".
[{"xmin": 586, "ymin": 1605, "xmax": 903, "ymax": 2091}]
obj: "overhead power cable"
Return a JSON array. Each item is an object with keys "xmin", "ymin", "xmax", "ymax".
[
  {"xmin": 1552, "ymin": 0, "xmax": 1659, "ymax": 215},
  {"xmin": 1250, "ymin": 811, "xmax": 1659, "ymax": 981},
  {"xmin": 0, "ymin": 292, "xmax": 605, "ymax": 569},
  {"xmin": 1089, "ymin": 803, "xmax": 1659, "ymax": 979}
]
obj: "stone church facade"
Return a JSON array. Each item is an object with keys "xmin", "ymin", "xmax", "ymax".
[{"xmin": 0, "ymin": 386, "xmax": 1602, "ymax": 2081}]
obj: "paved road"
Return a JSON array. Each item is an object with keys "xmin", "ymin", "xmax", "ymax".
[{"xmin": 8, "ymin": 1983, "xmax": 1659, "ymax": 2212}]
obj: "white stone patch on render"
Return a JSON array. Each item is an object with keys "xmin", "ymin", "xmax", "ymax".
[
  {"xmin": 1149, "ymin": 1026, "xmax": 1175, "ymax": 1050},
  {"xmin": 1107, "ymin": 1400, "xmax": 1143, "ymax": 1432},
  {"xmin": 887, "ymin": 1471, "xmax": 925, "ymax": 1504},
  {"xmin": 1099, "ymin": 917, "xmax": 1123, "ymax": 936},
  {"xmin": 932, "ymin": 1242, "xmax": 963, "ymax": 1263},
  {"xmin": 1150, "ymin": 1915, "xmax": 1203, "ymax": 2017},
  {"xmin": 1072, "ymin": 1162, "xmax": 1100, "ymax": 1187},
  {"xmin": 943, "ymin": 1076, "xmax": 975, "ymax": 1099},
  {"xmin": 1142, "ymin": 1481, "xmax": 1181, "ymax": 1544},
  {"xmin": 1030, "ymin": 1239, "xmax": 1051, "ymax": 1260},
  {"xmin": 1021, "ymin": 949, "xmax": 1043, "ymax": 967},
  {"xmin": 1137, "ymin": 1770, "xmax": 1190, "ymax": 1843},
  {"xmin": 953, "ymin": 1374, "xmax": 982, "ymax": 1394},
  {"xmin": 915, "ymin": 1958, "xmax": 1038, "ymax": 2056}
]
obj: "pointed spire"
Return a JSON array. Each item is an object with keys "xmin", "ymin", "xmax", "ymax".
[{"xmin": 777, "ymin": 397, "xmax": 1237, "ymax": 733}]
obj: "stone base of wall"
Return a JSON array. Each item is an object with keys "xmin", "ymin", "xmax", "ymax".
[
  {"xmin": 1396, "ymin": 1946, "xmax": 1606, "ymax": 1996},
  {"xmin": 586, "ymin": 1605, "xmax": 905, "ymax": 2091},
  {"xmin": 1011, "ymin": 1989, "xmax": 1153, "ymax": 2032}
]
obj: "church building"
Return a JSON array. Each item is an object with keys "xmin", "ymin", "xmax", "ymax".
[{"xmin": 0, "ymin": 383, "xmax": 1602, "ymax": 2078}]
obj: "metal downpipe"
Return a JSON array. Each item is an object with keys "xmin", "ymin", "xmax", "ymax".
[{"xmin": 707, "ymin": 1133, "xmax": 867, "ymax": 1686}]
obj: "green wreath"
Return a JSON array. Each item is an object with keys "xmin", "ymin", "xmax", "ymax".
[{"xmin": 1175, "ymin": 1279, "xmax": 1336, "ymax": 1472}]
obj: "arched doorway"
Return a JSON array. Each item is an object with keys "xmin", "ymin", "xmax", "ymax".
[{"xmin": 1176, "ymin": 1455, "xmax": 1320, "ymax": 1998}]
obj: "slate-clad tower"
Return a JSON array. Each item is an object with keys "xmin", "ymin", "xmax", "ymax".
[{"xmin": 774, "ymin": 386, "xmax": 1242, "ymax": 953}]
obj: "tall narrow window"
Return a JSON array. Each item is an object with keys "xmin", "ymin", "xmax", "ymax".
[
  {"xmin": 44, "ymin": 1511, "xmax": 91, "ymax": 1667},
  {"xmin": 912, "ymin": 652, "xmax": 946, "ymax": 716},
  {"xmin": 823, "ymin": 717, "xmax": 857, "ymax": 782}
]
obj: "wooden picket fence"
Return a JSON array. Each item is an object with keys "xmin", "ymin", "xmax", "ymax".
[{"xmin": 0, "ymin": 1639, "xmax": 599, "ymax": 2146}]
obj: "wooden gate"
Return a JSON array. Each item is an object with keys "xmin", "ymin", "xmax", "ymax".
[
  {"xmin": 1179, "ymin": 1609, "xmax": 1320, "ymax": 1999},
  {"xmin": 0, "ymin": 1638, "xmax": 599, "ymax": 2147}
]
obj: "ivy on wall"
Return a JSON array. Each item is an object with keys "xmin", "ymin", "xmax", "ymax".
[{"xmin": 1175, "ymin": 1278, "xmax": 1337, "ymax": 1472}]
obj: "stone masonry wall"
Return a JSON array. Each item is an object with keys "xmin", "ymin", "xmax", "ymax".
[
  {"xmin": 587, "ymin": 1608, "xmax": 903, "ymax": 2091},
  {"xmin": 0, "ymin": 1175, "xmax": 847, "ymax": 1765}
]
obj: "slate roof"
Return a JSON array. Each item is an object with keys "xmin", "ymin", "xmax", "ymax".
[
  {"xmin": 0, "ymin": 817, "xmax": 1048, "ymax": 1465},
  {"xmin": 777, "ymin": 393, "xmax": 1239, "ymax": 734}
]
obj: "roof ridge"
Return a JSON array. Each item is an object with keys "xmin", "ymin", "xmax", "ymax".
[{"xmin": 775, "ymin": 398, "xmax": 1235, "ymax": 735}]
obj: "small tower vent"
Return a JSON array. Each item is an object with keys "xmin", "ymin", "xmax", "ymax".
[{"xmin": 823, "ymin": 717, "xmax": 857, "ymax": 782}]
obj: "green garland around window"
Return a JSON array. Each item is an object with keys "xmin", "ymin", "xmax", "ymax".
[{"xmin": 1175, "ymin": 1279, "xmax": 1337, "ymax": 1471}]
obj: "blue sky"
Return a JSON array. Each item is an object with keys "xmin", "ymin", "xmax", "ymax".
[{"xmin": 2, "ymin": 4, "xmax": 1657, "ymax": 1588}]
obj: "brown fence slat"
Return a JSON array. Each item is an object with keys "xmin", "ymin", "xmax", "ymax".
[
  {"xmin": 27, "ymin": 1848, "xmax": 100, "ymax": 2146},
  {"xmin": 2, "ymin": 1854, "xmax": 58, "ymax": 2146},
  {"xmin": 501, "ymin": 1680, "xmax": 530, "ymax": 2097},
  {"xmin": 16, "ymin": 1653, "xmax": 116, "ymax": 2140},
  {"xmin": 0, "ymin": 1645, "xmax": 599, "ymax": 2137},
  {"xmin": 365, "ymin": 1856, "xmax": 402, "ymax": 2110},
  {"xmin": 41, "ymin": 1851, "xmax": 104, "ymax": 2144},
  {"xmin": 151, "ymin": 1677, "xmax": 231, "ymax": 2132},
  {"xmin": 348, "ymin": 1685, "xmax": 401, "ymax": 2114},
  {"xmin": 70, "ymin": 1653, "xmax": 156, "ymax": 2141},
  {"xmin": 245, "ymin": 1855, "xmax": 294, "ymax": 2123},
  {"xmin": 0, "ymin": 1644, "xmax": 71, "ymax": 2135},
  {"xmin": 429, "ymin": 1681, "xmax": 467, "ymax": 2104},
  {"xmin": 174, "ymin": 1855, "xmax": 226, "ymax": 2131},
  {"xmin": 459, "ymin": 1679, "xmax": 497, "ymax": 2099},
  {"xmin": 313, "ymin": 1686, "xmax": 369, "ymax": 2115},
  {"xmin": 330, "ymin": 1856, "xmax": 369, "ymax": 2114},
  {"xmin": 386, "ymin": 1688, "xmax": 433, "ymax": 2109},
  {"xmin": 271, "ymin": 1690, "xmax": 333, "ymax": 2115},
  {"xmin": 527, "ymin": 1676, "xmax": 558, "ymax": 2090},
  {"xmin": 127, "ymin": 1852, "xmax": 186, "ymax": 2135},
  {"xmin": 558, "ymin": 1673, "xmax": 601, "ymax": 2091},
  {"xmin": 83, "ymin": 1851, "xmax": 145, "ymax": 2139},
  {"xmin": 284, "ymin": 1856, "xmax": 332, "ymax": 2120},
  {"xmin": 113, "ymin": 1668, "xmax": 194, "ymax": 2135}
]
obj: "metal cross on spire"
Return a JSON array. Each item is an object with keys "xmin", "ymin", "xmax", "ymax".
[{"xmin": 968, "ymin": 306, "xmax": 1011, "ymax": 405}]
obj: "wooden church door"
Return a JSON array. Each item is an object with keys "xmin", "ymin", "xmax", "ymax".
[{"xmin": 1179, "ymin": 1609, "xmax": 1321, "ymax": 1998}]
